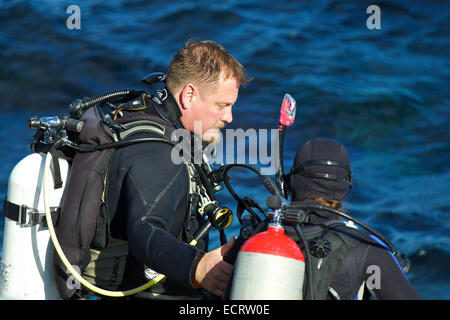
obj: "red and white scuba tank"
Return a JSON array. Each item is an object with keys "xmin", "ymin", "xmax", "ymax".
[{"xmin": 230, "ymin": 224, "xmax": 305, "ymax": 300}]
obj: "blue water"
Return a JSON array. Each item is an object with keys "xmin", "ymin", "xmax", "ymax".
[{"xmin": 0, "ymin": 0, "xmax": 448, "ymax": 299}]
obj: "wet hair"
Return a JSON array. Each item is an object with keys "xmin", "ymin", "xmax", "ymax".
[
  {"xmin": 294, "ymin": 196, "xmax": 344, "ymax": 220},
  {"xmin": 296, "ymin": 196, "xmax": 343, "ymax": 211},
  {"xmin": 166, "ymin": 39, "xmax": 250, "ymax": 96}
]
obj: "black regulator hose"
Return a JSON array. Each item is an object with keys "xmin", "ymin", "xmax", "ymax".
[
  {"xmin": 293, "ymin": 224, "xmax": 315, "ymax": 300},
  {"xmin": 69, "ymin": 89, "xmax": 141, "ymax": 119},
  {"xmin": 288, "ymin": 202, "xmax": 396, "ymax": 253},
  {"xmin": 222, "ymin": 163, "xmax": 283, "ymax": 201}
]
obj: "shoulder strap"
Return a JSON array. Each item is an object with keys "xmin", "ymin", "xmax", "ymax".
[
  {"xmin": 302, "ymin": 220, "xmax": 345, "ymax": 239},
  {"xmin": 116, "ymin": 119, "xmax": 168, "ymax": 141},
  {"xmin": 306, "ymin": 222, "xmax": 382, "ymax": 300},
  {"xmin": 293, "ymin": 220, "xmax": 351, "ymax": 300},
  {"xmin": 73, "ymin": 116, "xmax": 177, "ymax": 153},
  {"xmin": 306, "ymin": 226, "xmax": 351, "ymax": 300},
  {"xmin": 113, "ymin": 105, "xmax": 176, "ymax": 143}
]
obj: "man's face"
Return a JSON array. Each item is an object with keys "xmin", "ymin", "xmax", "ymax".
[{"xmin": 179, "ymin": 73, "xmax": 239, "ymax": 142}]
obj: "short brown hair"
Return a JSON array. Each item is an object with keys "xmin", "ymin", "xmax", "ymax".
[{"xmin": 166, "ymin": 39, "xmax": 250, "ymax": 95}]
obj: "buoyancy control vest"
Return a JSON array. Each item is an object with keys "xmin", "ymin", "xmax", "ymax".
[
  {"xmin": 52, "ymin": 92, "xmax": 215, "ymax": 299},
  {"xmin": 284, "ymin": 214, "xmax": 410, "ymax": 300}
]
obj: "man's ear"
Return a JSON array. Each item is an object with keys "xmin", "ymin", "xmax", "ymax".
[{"xmin": 179, "ymin": 83, "xmax": 196, "ymax": 110}]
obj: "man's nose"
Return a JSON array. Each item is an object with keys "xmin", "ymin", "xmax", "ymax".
[{"xmin": 221, "ymin": 107, "xmax": 233, "ymax": 124}]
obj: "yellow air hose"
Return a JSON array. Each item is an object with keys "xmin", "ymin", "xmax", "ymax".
[{"xmin": 43, "ymin": 151, "xmax": 184, "ymax": 297}]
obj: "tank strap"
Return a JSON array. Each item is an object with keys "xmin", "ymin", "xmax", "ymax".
[{"xmin": 2, "ymin": 197, "xmax": 59, "ymax": 227}]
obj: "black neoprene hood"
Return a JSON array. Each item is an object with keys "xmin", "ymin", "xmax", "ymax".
[{"xmin": 289, "ymin": 137, "xmax": 352, "ymax": 201}]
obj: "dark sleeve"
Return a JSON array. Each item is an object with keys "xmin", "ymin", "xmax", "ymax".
[
  {"xmin": 364, "ymin": 238, "xmax": 421, "ymax": 300},
  {"xmin": 118, "ymin": 140, "xmax": 199, "ymax": 289}
]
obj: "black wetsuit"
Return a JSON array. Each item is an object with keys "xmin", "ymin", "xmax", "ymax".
[
  {"xmin": 105, "ymin": 91, "xmax": 207, "ymax": 297},
  {"xmin": 295, "ymin": 210, "xmax": 422, "ymax": 300},
  {"xmin": 357, "ymin": 237, "xmax": 420, "ymax": 299}
]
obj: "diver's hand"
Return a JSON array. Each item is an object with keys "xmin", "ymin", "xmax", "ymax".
[{"xmin": 193, "ymin": 236, "xmax": 235, "ymax": 297}]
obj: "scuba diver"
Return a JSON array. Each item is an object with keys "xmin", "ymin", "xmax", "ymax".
[
  {"xmin": 284, "ymin": 137, "xmax": 421, "ymax": 299},
  {"xmin": 50, "ymin": 39, "xmax": 250, "ymax": 299},
  {"xmin": 1, "ymin": 42, "xmax": 419, "ymax": 300}
]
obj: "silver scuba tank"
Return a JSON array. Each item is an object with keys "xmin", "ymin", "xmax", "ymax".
[{"xmin": 0, "ymin": 153, "xmax": 69, "ymax": 300}]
